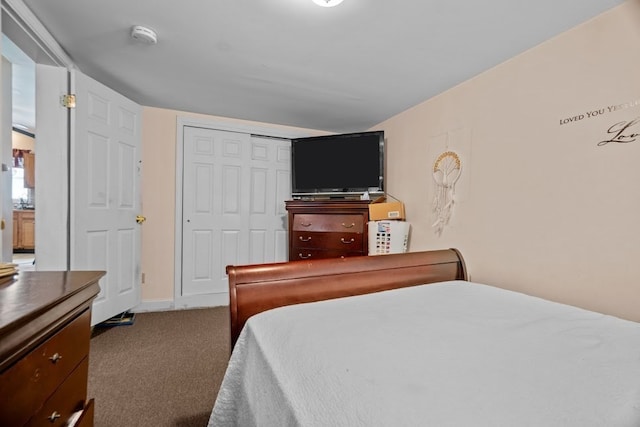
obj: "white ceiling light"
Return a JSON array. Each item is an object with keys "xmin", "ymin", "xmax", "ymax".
[
  {"xmin": 130, "ymin": 25, "xmax": 158, "ymax": 44},
  {"xmin": 312, "ymin": 0, "xmax": 344, "ymax": 7}
]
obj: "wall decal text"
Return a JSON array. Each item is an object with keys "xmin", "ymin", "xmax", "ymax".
[
  {"xmin": 559, "ymin": 98, "xmax": 640, "ymax": 126},
  {"xmin": 597, "ymin": 117, "xmax": 639, "ymax": 146}
]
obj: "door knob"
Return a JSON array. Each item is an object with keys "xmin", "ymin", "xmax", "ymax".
[{"xmin": 136, "ymin": 215, "xmax": 146, "ymax": 224}]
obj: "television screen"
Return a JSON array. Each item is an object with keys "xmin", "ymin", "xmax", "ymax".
[{"xmin": 291, "ymin": 131, "xmax": 384, "ymax": 197}]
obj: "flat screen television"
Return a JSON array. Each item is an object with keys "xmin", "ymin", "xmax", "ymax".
[{"xmin": 291, "ymin": 130, "xmax": 385, "ymax": 198}]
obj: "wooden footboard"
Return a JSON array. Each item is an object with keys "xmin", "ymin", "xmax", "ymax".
[{"xmin": 226, "ymin": 248, "xmax": 467, "ymax": 348}]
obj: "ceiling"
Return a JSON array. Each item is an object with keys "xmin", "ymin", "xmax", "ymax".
[{"xmin": 5, "ymin": 0, "xmax": 626, "ymax": 134}]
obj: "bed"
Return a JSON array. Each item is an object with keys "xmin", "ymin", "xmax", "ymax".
[{"xmin": 209, "ymin": 249, "xmax": 640, "ymax": 426}]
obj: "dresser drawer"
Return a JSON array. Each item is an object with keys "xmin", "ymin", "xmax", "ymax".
[
  {"xmin": 0, "ymin": 309, "xmax": 91, "ymax": 427},
  {"xmin": 72, "ymin": 398, "xmax": 94, "ymax": 427},
  {"xmin": 64, "ymin": 398, "xmax": 94, "ymax": 427},
  {"xmin": 292, "ymin": 214, "xmax": 365, "ymax": 232},
  {"xmin": 292, "ymin": 231, "xmax": 364, "ymax": 251},
  {"xmin": 291, "ymin": 247, "xmax": 365, "ymax": 260},
  {"xmin": 26, "ymin": 357, "xmax": 89, "ymax": 427}
]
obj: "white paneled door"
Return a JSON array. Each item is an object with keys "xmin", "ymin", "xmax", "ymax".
[
  {"xmin": 71, "ymin": 70, "xmax": 142, "ymax": 325},
  {"xmin": 180, "ymin": 126, "xmax": 290, "ymax": 305}
]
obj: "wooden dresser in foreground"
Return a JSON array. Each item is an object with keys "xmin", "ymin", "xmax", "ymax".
[
  {"xmin": 0, "ymin": 271, "xmax": 104, "ymax": 427},
  {"xmin": 286, "ymin": 199, "xmax": 370, "ymax": 260}
]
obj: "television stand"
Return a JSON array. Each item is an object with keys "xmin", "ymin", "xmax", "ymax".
[{"xmin": 285, "ymin": 199, "xmax": 370, "ymax": 261}]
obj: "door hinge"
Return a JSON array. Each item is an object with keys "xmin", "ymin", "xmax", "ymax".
[{"xmin": 61, "ymin": 94, "xmax": 76, "ymax": 108}]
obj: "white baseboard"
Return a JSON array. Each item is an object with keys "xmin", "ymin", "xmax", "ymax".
[
  {"xmin": 131, "ymin": 299, "xmax": 174, "ymax": 313},
  {"xmin": 174, "ymin": 292, "xmax": 230, "ymax": 310},
  {"xmin": 131, "ymin": 294, "xmax": 229, "ymax": 313}
]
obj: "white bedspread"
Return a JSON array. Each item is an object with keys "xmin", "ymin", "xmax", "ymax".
[{"xmin": 209, "ymin": 281, "xmax": 640, "ymax": 426}]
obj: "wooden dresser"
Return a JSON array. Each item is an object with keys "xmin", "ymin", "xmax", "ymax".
[
  {"xmin": 0, "ymin": 271, "xmax": 104, "ymax": 427},
  {"xmin": 286, "ymin": 199, "xmax": 370, "ymax": 260}
]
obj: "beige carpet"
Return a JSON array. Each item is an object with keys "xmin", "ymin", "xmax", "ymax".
[{"xmin": 88, "ymin": 307, "xmax": 230, "ymax": 427}]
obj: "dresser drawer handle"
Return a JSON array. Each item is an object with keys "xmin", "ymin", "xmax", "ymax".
[
  {"xmin": 49, "ymin": 353, "xmax": 63, "ymax": 364},
  {"xmin": 340, "ymin": 238, "xmax": 355, "ymax": 244},
  {"xmin": 300, "ymin": 222, "xmax": 312, "ymax": 227},
  {"xmin": 48, "ymin": 411, "xmax": 61, "ymax": 422},
  {"xmin": 298, "ymin": 236, "xmax": 311, "ymax": 242},
  {"xmin": 341, "ymin": 222, "xmax": 355, "ymax": 229},
  {"xmin": 298, "ymin": 253, "xmax": 312, "ymax": 259}
]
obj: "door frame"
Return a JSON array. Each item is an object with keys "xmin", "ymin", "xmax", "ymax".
[
  {"xmin": 1, "ymin": 0, "xmax": 73, "ymax": 69},
  {"xmin": 2, "ymin": 0, "xmax": 74, "ymax": 271},
  {"xmin": 1, "ymin": 57, "xmax": 12, "ymax": 263},
  {"xmin": 173, "ymin": 116, "xmax": 312, "ymax": 308}
]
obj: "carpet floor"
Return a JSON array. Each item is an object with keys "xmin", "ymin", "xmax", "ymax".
[{"xmin": 88, "ymin": 307, "xmax": 230, "ymax": 427}]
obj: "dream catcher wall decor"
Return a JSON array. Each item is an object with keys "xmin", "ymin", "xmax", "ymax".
[{"xmin": 432, "ymin": 151, "xmax": 461, "ymax": 235}]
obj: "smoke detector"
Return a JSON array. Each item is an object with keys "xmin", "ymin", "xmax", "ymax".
[
  {"xmin": 312, "ymin": 0, "xmax": 344, "ymax": 6},
  {"xmin": 130, "ymin": 25, "xmax": 158, "ymax": 44}
]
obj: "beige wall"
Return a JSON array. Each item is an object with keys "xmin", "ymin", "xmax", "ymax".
[
  {"xmin": 141, "ymin": 2, "xmax": 640, "ymax": 320},
  {"xmin": 12, "ymin": 130, "xmax": 34, "ymax": 151},
  {"xmin": 140, "ymin": 107, "xmax": 176, "ymax": 302},
  {"xmin": 376, "ymin": 2, "xmax": 640, "ymax": 321},
  {"xmin": 140, "ymin": 108, "xmax": 322, "ymax": 303}
]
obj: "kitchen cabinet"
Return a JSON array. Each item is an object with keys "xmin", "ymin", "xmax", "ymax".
[
  {"xmin": 13, "ymin": 210, "xmax": 35, "ymax": 251},
  {"xmin": 12, "ymin": 215, "xmax": 18, "ymax": 248},
  {"xmin": 23, "ymin": 152, "xmax": 35, "ymax": 188}
]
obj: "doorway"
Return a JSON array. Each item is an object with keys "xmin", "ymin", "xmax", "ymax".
[
  {"xmin": 2, "ymin": 4, "xmax": 143, "ymax": 326},
  {"xmin": 1, "ymin": 34, "xmax": 36, "ymax": 269}
]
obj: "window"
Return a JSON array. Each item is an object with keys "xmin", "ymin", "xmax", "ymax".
[{"xmin": 12, "ymin": 167, "xmax": 28, "ymax": 202}]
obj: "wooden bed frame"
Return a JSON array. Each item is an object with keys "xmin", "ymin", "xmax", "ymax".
[{"xmin": 226, "ymin": 248, "xmax": 467, "ymax": 347}]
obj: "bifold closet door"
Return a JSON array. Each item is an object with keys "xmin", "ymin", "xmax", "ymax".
[{"xmin": 181, "ymin": 126, "xmax": 290, "ymax": 301}]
